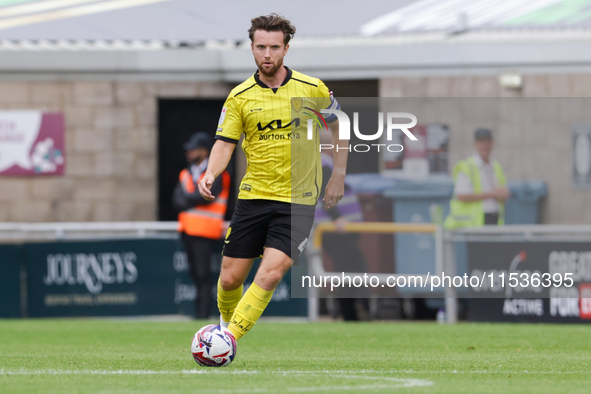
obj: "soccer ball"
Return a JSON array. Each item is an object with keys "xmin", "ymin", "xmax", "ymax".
[{"xmin": 191, "ymin": 324, "xmax": 237, "ymax": 367}]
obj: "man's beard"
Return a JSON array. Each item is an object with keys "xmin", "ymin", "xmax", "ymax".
[{"xmin": 257, "ymin": 58, "xmax": 283, "ymax": 78}]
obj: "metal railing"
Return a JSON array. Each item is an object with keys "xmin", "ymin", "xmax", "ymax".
[
  {"xmin": 309, "ymin": 223, "xmax": 591, "ymax": 323},
  {"xmin": 6, "ymin": 221, "xmax": 584, "ymax": 323},
  {"xmin": 442, "ymin": 224, "xmax": 591, "ymax": 323},
  {"xmin": 306, "ymin": 221, "xmax": 447, "ymax": 321},
  {"xmin": 0, "ymin": 221, "xmax": 180, "ymax": 242}
]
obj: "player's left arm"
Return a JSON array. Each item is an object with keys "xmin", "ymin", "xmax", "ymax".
[
  {"xmin": 323, "ymin": 117, "xmax": 347, "ymax": 210},
  {"xmin": 318, "ymin": 81, "xmax": 347, "ymax": 210}
]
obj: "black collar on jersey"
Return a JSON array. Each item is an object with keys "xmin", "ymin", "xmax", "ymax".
[{"xmin": 254, "ymin": 66, "xmax": 292, "ymax": 93}]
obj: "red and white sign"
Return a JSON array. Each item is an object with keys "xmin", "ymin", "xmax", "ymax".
[
  {"xmin": 0, "ymin": 111, "xmax": 65, "ymax": 176},
  {"xmin": 579, "ymin": 283, "xmax": 591, "ymax": 320}
]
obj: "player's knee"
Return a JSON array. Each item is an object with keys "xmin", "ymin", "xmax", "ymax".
[
  {"xmin": 259, "ymin": 270, "xmax": 284, "ymax": 290},
  {"xmin": 219, "ymin": 273, "xmax": 242, "ymax": 291}
]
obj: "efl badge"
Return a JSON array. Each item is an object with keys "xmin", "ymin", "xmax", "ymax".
[
  {"xmin": 291, "ymin": 98, "xmax": 303, "ymax": 112},
  {"xmin": 217, "ymin": 107, "xmax": 227, "ymax": 132}
]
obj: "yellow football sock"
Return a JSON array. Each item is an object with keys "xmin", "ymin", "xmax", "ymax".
[
  {"xmin": 217, "ymin": 279, "xmax": 243, "ymax": 325},
  {"xmin": 228, "ymin": 282, "xmax": 273, "ymax": 340}
]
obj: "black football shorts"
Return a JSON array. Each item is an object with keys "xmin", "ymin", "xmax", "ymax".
[{"xmin": 222, "ymin": 199, "xmax": 315, "ymax": 264}]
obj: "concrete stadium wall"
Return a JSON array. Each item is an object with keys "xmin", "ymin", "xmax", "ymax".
[
  {"xmin": 1, "ymin": 74, "xmax": 588, "ymax": 224},
  {"xmin": 0, "ymin": 81, "xmax": 231, "ymax": 222},
  {"xmin": 380, "ymin": 74, "xmax": 591, "ymax": 224}
]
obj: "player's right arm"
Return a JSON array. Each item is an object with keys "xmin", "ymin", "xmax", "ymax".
[
  {"xmin": 199, "ymin": 140, "xmax": 236, "ymax": 201},
  {"xmin": 199, "ymin": 93, "xmax": 243, "ymax": 201}
]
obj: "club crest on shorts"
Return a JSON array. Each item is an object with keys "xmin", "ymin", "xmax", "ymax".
[{"xmin": 291, "ymin": 98, "xmax": 303, "ymax": 112}]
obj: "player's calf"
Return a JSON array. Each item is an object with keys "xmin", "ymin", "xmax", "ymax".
[{"xmin": 227, "ymin": 248, "xmax": 292, "ymax": 340}]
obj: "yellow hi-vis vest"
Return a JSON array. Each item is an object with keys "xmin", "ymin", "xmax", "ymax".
[{"xmin": 443, "ymin": 156, "xmax": 506, "ymax": 229}]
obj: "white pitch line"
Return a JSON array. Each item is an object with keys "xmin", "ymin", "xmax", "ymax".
[
  {"xmin": 210, "ymin": 383, "xmax": 432, "ymax": 393},
  {"xmin": 0, "ymin": 370, "xmax": 434, "ymax": 392}
]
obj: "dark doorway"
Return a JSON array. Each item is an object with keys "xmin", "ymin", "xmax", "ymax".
[
  {"xmin": 326, "ymin": 80, "xmax": 379, "ymax": 98},
  {"xmin": 325, "ymin": 80, "xmax": 380, "ymax": 174},
  {"xmin": 157, "ymin": 98, "xmax": 237, "ymax": 221}
]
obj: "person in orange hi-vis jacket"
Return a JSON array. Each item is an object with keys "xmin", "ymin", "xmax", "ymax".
[{"xmin": 173, "ymin": 132, "xmax": 231, "ymax": 319}]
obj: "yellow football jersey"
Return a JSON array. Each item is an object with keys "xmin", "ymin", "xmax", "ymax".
[{"xmin": 216, "ymin": 67, "xmax": 339, "ymax": 205}]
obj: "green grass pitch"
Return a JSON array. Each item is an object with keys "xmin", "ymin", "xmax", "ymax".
[{"xmin": 1, "ymin": 319, "xmax": 590, "ymax": 393}]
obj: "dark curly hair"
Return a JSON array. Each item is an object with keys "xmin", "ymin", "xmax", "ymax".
[{"xmin": 248, "ymin": 13, "xmax": 296, "ymax": 45}]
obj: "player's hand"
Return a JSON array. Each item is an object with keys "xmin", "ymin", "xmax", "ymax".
[
  {"xmin": 198, "ymin": 173, "xmax": 216, "ymax": 201},
  {"xmin": 323, "ymin": 174, "xmax": 345, "ymax": 210}
]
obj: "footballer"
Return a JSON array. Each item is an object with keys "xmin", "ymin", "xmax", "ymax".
[{"xmin": 198, "ymin": 13, "xmax": 348, "ymax": 343}]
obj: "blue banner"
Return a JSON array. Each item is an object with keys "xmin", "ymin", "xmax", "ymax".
[
  {"xmin": 24, "ymin": 238, "xmax": 306, "ymax": 318},
  {"xmin": 0, "ymin": 244, "xmax": 23, "ymax": 318}
]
